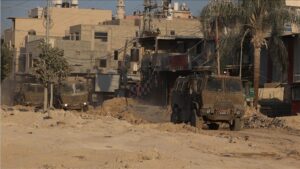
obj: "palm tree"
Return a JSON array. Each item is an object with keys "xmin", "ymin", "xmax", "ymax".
[{"xmin": 201, "ymin": 0, "xmax": 299, "ymax": 107}]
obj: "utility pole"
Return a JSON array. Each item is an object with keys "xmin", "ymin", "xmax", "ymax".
[{"xmin": 46, "ymin": 0, "xmax": 50, "ymax": 45}]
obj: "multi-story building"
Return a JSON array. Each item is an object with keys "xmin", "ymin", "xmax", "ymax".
[
  {"xmin": 24, "ymin": 14, "xmax": 202, "ymax": 74},
  {"xmin": 3, "ymin": 0, "xmax": 112, "ymax": 74}
]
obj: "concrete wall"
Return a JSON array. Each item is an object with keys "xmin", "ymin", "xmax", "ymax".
[
  {"xmin": 153, "ymin": 18, "xmax": 202, "ymax": 37},
  {"xmin": 25, "ymin": 36, "xmax": 108, "ymax": 74}
]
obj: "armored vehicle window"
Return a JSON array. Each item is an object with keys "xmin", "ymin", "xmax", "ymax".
[
  {"xmin": 206, "ymin": 78, "xmax": 223, "ymax": 92},
  {"xmin": 37, "ymin": 86, "xmax": 44, "ymax": 93},
  {"xmin": 225, "ymin": 79, "xmax": 242, "ymax": 92},
  {"xmin": 182, "ymin": 81, "xmax": 189, "ymax": 91},
  {"xmin": 27, "ymin": 85, "xmax": 35, "ymax": 92},
  {"xmin": 75, "ymin": 83, "xmax": 86, "ymax": 92},
  {"xmin": 62, "ymin": 84, "xmax": 73, "ymax": 93}
]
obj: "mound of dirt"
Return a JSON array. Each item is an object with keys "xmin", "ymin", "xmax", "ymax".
[
  {"xmin": 99, "ymin": 97, "xmax": 147, "ymax": 124},
  {"xmin": 243, "ymin": 113, "xmax": 288, "ymax": 129}
]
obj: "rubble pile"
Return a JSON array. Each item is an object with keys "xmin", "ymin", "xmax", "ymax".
[
  {"xmin": 99, "ymin": 98, "xmax": 147, "ymax": 124},
  {"xmin": 244, "ymin": 114, "xmax": 287, "ymax": 129}
]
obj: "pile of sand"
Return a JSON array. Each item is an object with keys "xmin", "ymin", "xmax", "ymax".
[{"xmin": 98, "ymin": 97, "xmax": 147, "ymax": 124}]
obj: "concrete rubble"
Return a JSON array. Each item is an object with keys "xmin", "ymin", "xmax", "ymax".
[{"xmin": 244, "ymin": 113, "xmax": 288, "ymax": 129}]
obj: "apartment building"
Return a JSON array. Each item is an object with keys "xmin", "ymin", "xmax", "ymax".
[{"xmin": 3, "ymin": 0, "xmax": 112, "ymax": 74}]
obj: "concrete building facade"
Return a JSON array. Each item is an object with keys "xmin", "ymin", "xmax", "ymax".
[
  {"xmin": 24, "ymin": 17, "xmax": 201, "ymax": 75},
  {"xmin": 4, "ymin": 5, "xmax": 112, "ymax": 74}
]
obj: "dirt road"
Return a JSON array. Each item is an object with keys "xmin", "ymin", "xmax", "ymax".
[{"xmin": 1, "ymin": 100, "xmax": 300, "ymax": 169}]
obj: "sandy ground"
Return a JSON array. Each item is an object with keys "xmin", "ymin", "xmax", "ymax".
[{"xmin": 1, "ymin": 99, "xmax": 300, "ymax": 169}]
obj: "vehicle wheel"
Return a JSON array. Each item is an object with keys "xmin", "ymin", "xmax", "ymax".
[
  {"xmin": 82, "ymin": 106, "xmax": 88, "ymax": 112},
  {"xmin": 207, "ymin": 123, "xmax": 219, "ymax": 130},
  {"xmin": 14, "ymin": 93, "xmax": 25, "ymax": 105},
  {"xmin": 171, "ymin": 106, "xmax": 180, "ymax": 123},
  {"xmin": 190, "ymin": 109, "xmax": 202, "ymax": 129},
  {"xmin": 230, "ymin": 118, "xmax": 242, "ymax": 131}
]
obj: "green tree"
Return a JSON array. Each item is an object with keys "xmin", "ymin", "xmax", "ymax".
[
  {"xmin": 201, "ymin": 0, "xmax": 299, "ymax": 107},
  {"xmin": 1, "ymin": 42, "xmax": 13, "ymax": 81},
  {"xmin": 32, "ymin": 41, "xmax": 71, "ymax": 112}
]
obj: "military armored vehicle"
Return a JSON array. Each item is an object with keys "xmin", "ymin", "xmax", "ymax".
[
  {"xmin": 13, "ymin": 83, "xmax": 44, "ymax": 107},
  {"xmin": 171, "ymin": 75, "xmax": 245, "ymax": 131},
  {"xmin": 55, "ymin": 81, "xmax": 89, "ymax": 111}
]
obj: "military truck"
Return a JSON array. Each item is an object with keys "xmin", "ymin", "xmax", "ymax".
[
  {"xmin": 170, "ymin": 75, "xmax": 245, "ymax": 131},
  {"xmin": 13, "ymin": 83, "xmax": 44, "ymax": 108},
  {"xmin": 55, "ymin": 81, "xmax": 89, "ymax": 111}
]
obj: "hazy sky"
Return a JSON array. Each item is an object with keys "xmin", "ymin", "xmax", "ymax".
[{"xmin": 1, "ymin": 0, "xmax": 209, "ymax": 32}]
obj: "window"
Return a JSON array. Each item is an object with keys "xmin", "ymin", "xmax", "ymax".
[
  {"xmin": 292, "ymin": 87, "xmax": 300, "ymax": 101},
  {"xmin": 206, "ymin": 77, "xmax": 223, "ymax": 92},
  {"xmin": 27, "ymin": 84, "xmax": 35, "ymax": 92},
  {"xmin": 36, "ymin": 86, "xmax": 44, "ymax": 93},
  {"xmin": 75, "ymin": 32, "xmax": 80, "ymax": 40},
  {"xmin": 28, "ymin": 53, "xmax": 33, "ymax": 68},
  {"xmin": 114, "ymin": 50, "xmax": 119, "ymax": 60},
  {"xmin": 28, "ymin": 30, "xmax": 36, "ymax": 35},
  {"xmin": 75, "ymin": 83, "xmax": 86, "ymax": 92},
  {"xmin": 94, "ymin": 32, "xmax": 108, "ymax": 42},
  {"xmin": 225, "ymin": 79, "xmax": 242, "ymax": 92},
  {"xmin": 99, "ymin": 59, "xmax": 107, "ymax": 68}
]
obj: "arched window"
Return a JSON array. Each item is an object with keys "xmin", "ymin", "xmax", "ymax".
[{"xmin": 28, "ymin": 30, "xmax": 36, "ymax": 35}]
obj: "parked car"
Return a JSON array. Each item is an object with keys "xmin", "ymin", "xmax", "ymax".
[{"xmin": 171, "ymin": 75, "xmax": 245, "ymax": 131}]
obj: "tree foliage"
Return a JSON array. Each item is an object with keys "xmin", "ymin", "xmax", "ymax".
[
  {"xmin": 200, "ymin": 0, "xmax": 300, "ymax": 107},
  {"xmin": 33, "ymin": 41, "xmax": 71, "ymax": 87},
  {"xmin": 1, "ymin": 42, "xmax": 13, "ymax": 81}
]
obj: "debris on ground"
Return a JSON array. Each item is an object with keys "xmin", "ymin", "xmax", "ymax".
[{"xmin": 244, "ymin": 113, "xmax": 288, "ymax": 129}]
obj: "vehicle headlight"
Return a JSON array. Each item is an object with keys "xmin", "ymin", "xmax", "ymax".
[
  {"xmin": 64, "ymin": 104, "xmax": 68, "ymax": 107},
  {"xmin": 202, "ymin": 108, "xmax": 211, "ymax": 114},
  {"xmin": 236, "ymin": 110, "xmax": 243, "ymax": 115},
  {"xmin": 83, "ymin": 102, "xmax": 87, "ymax": 105}
]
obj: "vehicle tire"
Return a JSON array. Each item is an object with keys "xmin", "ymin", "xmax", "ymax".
[
  {"xmin": 190, "ymin": 109, "xmax": 202, "ymax": 129},
  {"xmin": 82, "ymin": 106, "xmax": 88, "ymax": 112},
  {"xmin": 171, "ymin": 106, "xmax": 180, "ymax": 123},
  {"xmin": 207, "ymin": 123, "xmax": 219, "ymax": 130},
  {"xmin": 230, "ymin": 118, "xmax": 242, "ymax": 131}
]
